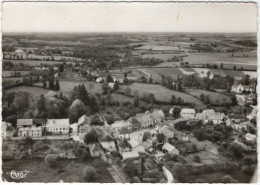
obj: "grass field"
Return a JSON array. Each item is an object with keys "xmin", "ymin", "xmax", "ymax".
[
  {"xmin": 111, "ymin": 92, "xmax": 148, "ymax": 106},
  {"xmin": 185, "ymin": 89, "xmax": 232, "ymax": 105},
  {"xmin": 5, "ymin": 86, "xmax": 50, "ymax": 97},
  {"xmin": 147, "ymin": 68, "xmax": 184, "ymax": 81},
  {"xmin": 2, "ymin": 158, "xmax": 114, "ymax": 183},
  {"xmin": 119, "ymin": 83, "xmax": 205, "ymax": 108},
  {"xmin": 3, "ymin": 77, "xmax": 23, "ymax": 87}
]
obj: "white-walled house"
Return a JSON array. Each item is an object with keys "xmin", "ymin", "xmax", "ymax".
[
  {"xmin": 231, "ymin": 84, "xmax": 255, "ymax": 94},
  {"xmin": 180, "ymin": 109, "xmax": 196, "ymax": 119},
  {"xmin": 162, "ymin": 142, "xmax": 179, "ymax": 156},
  {"xmin": 45, "ymin": 119, "xmax": 70, "ymax": 135},
  {"xmin": 196, "ymin": 109, "xmax": 225, "ymax": 125}
]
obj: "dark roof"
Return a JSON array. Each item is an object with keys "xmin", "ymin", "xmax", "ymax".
[
  {"xmin": 119, "ymin": 139, "xmax": 132, "ymax": 149},
  {"xmin": 129, "ymin": 117, "xmax": 141, "ymax": 125},
  {"xmin": 156, "ymin": 133, "xmax": 166, "ymax": 143}
]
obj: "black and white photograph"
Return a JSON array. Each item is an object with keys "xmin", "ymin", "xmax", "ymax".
[{"xmin": 1, "ymin": 1, "xmax": 258, "ymax": 183}]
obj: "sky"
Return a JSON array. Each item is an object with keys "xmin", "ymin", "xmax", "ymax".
[{"xmin": 2, "ymin": 2, "xmax": 258, "ymax": 33}]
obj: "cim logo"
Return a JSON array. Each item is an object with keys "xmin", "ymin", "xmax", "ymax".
[{"xmin": 7, "ymin": 170, "xmax": 30, "ymax": 179}]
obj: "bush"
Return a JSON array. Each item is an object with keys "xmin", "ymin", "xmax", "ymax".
[
  {"xmin": 193, "ymin": 155, "xmax": 201, "ymax": 163},
  {"xmin": 83, "ymin": 166, "xmax": 97, "ymax": 182},
  {"xmin": 45, "ymin": 154, "xmax": 58, "ymax": 167},
  {"xmin": 33, "ymin": 141, "xmax": 50, "ymax": 151},
  {"xmin": 15, "ymin": 151, "xmax": 27, "ymax": 160},
  {"xmin": 123, "ymin": 163, "xmax": 138, "ymax": 178}
]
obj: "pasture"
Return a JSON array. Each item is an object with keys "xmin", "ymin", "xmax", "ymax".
[
  {"xmin": 2, "ymin": 158, "xmax": 114, "ymax": 183},
  {"xmin": 5, "ymin": 86, "xmax": 50, "ymax": 97},
  {"xmin": 185, "ymin": 89, "xmax": 232, "ymax": 105},
  {"xmin": 147, "ymin": 68, "xmax": 184, "ymax": 81},
  {"xmin": 119, "ymin": 83, "xmax": 205, "ymax": 108}
]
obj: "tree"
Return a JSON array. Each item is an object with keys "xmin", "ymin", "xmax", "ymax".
[
  {"xmin": 84, "ymin": 130, "xmax": 98, "ymax": 144},
  {"xmin": 55, "ymin": 80, "xmax": 60, "ymax": 91},
  {"xmin": 133, "ymin": 95, "xmax": 140, "ymax": 107},
  {"xmin": 45, "ymin": 154, "xmax": 58, "ymax": 167},
  {"xmin": 171, "ymin": 95, "xmax": 176, "ymax": 104},
  {"xmin": 87, "ymin": 83, "xmax": 94, "ymax": 94},
  {"xmin": 5, "ymin": 92, "xmax": 15, "ymax": 108},
  {"xmin": 172, "ymin": 163, "xmax": 188, "ymax": 182},
  {"xmin": 43, "ymin": 79, "xmax": 47, "ymax": 89},
  {"xmin": 69, "ymin": 99, "xmax": 88, "ymax": 123},
  {"xmin": 193, "ymin": 155, "xmax": 201, "ymax": 163},
  {"xmin": 106, "ymin": 74, "xmax": 114, "ymax": 83},
  {"xmin": 125, "ymin": 87, "xmax": 131, "ymax": 95},
  {"xmin": 114, "ymin": 80, "xmax": 119, "ymax": 90},
  {"xmin": 123, "ymin": 163, "xmax": 138, "ymax": 178},
  {"xmin": 37, "ymin": 94, "xmax": 47, "ymax": 115},
  {"xmin": 89, "ymin": 96, "xmax": 99, "ymax": 113},
  {"xmin": 83, "ymin": 166, "xmax": 97, "ymax": 182},
  {"xmin": 173, "ymin": 107, "xmax": 181, "ymax": 118},
  {"xmin": 102, "ymin": 83, "xmax": 109, "ymax": 95}
]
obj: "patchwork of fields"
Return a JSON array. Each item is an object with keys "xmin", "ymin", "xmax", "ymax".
[{"xmin": 119, "ymin": 83, "xmax": 206, "ymax": 108}]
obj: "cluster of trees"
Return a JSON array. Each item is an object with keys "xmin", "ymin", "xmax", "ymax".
[{"xmin": 193, "ymin": 123, "xmax": 233, "ymax": 143}]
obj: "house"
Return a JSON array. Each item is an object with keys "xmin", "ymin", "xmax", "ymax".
[
  {"xmin": 162, "ymin": 142, "xmax": 179, "ymax": 156},
  {"xmin": 160, "ymin": 127, "xmax": 175, "ymax": 141},
  {"xmin": 128, "ymin": 117, "xmax": 142, "ymax": 131},
  {"xmin": 90, "ymin": 144, "xmax": 101, "ymax": 157},
  {"xmin": 96, "ymin": 77, "xmax": 104, "ymax": 83},
  {"xmin": 136, "ymin": 112, "xmax": 155, "ymax": 128},
  {"xmin": 18, "ymin": 126, "xmax": 42, "ymax": 138},
  {"xmin": 196, "ymin": 109, "xmax": 225, "ymax": 125},
  {"xmin": 78, "ymin": 115, "xmax": 91, "ymax": 134},
  {"xmin": 245, "ymin": 133, "xmax": 256, "ymax": 142},
  {"xmin": 228, "ymin": 114, "xmax": 246, "ymax": 123},
  {"xmin": 174, "ymin": 130, "xmax": 189, "ymax": 142},
  {"xmin": 45, "ymin": 119, "xmax": 70, "ymax": 135},
  {"xmin": 118, "ymin": 126, "xmax": 132, "ymax": 140},
  {"xmin": 17, "ymin": 119, "xmax": 33, "ymax": 128},
  {"xmin": 108, "ymin": 82, "xmax": 115, "ymax": 89},
  {"xmin": 96, "ymin": 128, "xmax": 116, "ymax": 152},
  {"xmin": 2, "ymin": 122, "xmax": 14, "ymax": 138},
  {"xmin": 118, "ymin": 139, "xmax": 132, "ymax": 153},
  {"xmin": 231, "ymin": 84, "xmax": 255, "ymax": 94},
  {"xmin": 150, "ymin": 109, "xmax": 165, "ymax": 122},
  {"xmin": 70, "ymin": 123, "xmax": 78, "ymax": 136},
  {"xmin": 111, "ymin": 120, "xmax": 131, "ymax": 132},
  {"xmin": 122, "ymin": 142, "xmax": 146, "ymax": 160},
  {"xmin": 180, "ymin": 109, "xmax": 196, "ymax": 119}
]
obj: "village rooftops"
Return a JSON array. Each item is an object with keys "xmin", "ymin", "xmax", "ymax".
[
  {"xmin": 46, "ymin": 119, "xmax": 70, "ymax": 128},
  {"xmin": 196, "ymin": 109, "xmax": 224, "ymax": 120},
  {"xmin": 112, "ymin": 120, "xmax": 131, "ymax": 128},
  {"xmin": 180, "ymin": 109, "xmax": 196, "ymax": 114},
  {"xmin": 162, "ymin": 142, "xmax": 177, "ymax": 152},
  {"xmin": 17, "ymin": 119, "xmax": 33, "ymax": 127},
  {"xmin": 78, "ymin": 115, "xmax": 91, "ymax": 126}
]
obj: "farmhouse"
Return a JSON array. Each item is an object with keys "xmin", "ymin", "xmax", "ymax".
[
  {"xmin": 196, "ymin": 109, "xmax": 225, "ymax": 124},
  {"xmin": 118, "ymin": 126, "xmax": 132, "ymax": 140},
  {"xmin": 18, "ymin": 126, "xmax": 43, "ymax": 138},
  {"xmin": 180, "ymin": 108, "xmax": 196, "ymax": 119},
  {"xmin": 96, "ymin": 128, "xmax": 116, "ymax": 152},
  {"xmin": 231, "ymin": 84, "xmax": 255, "ymax": 94},
  {"xmin": 45, "ymin": 119, "xmax": 70, "ymax": 135}
]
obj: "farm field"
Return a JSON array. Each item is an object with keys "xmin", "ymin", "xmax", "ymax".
[
  {"xmin": 185, "ymin": 88, "xmax": 232, "ymax": 105},
  {"xmin": 2, "ymin": 158, "xmax": 114, "ymax": 183},
  {"xmin": 4, "ymin": 59, "xmax": 74, "ymax": 66},
  {"xmin": 119, "ymin": 83, "xmax": 206, "ymax": 108},
  {"xmin": 147, "ymin": 67, "xmax": 184, "ymax": 81},
  {"xmin": 156, "ymin": 52, "xmax": 257, "ymax": 69},
  {"xmin": 3, "ymin": 77, "xmax": 23, "ymax": 87},
  {"xmin": 137, "ymin": 68, "xmax": 162, "ymax": 83},
  {"xmin": 111, "ymin": 92, "xmax": 148, "ymax": 106},
  {"xmin": 140, "ymin": 53, "xmax": 186, "ymax": 60},
  {"xmin": 5, "ymin": 86, "xmax": 50, "ymax": 97}
]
